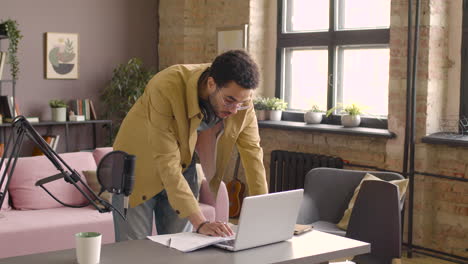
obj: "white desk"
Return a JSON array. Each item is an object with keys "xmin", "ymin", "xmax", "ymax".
[{"xmin": 0, "ymin": 230, "xmax": 370, "ymax": 264}]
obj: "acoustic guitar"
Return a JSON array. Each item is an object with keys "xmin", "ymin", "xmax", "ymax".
[{"xmin": 227, "ymin": 154, "xmax": 245, "ymax": 218}]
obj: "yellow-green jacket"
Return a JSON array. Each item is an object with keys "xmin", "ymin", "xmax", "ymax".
[{"xmin": 113, "ymin": 63, "xmax": 268, "ymax": 218}]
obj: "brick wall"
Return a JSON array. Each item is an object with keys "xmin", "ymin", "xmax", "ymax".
[
  {"xmin": 158, "ymin": 0, "xmax": 249, "ymax": 70},
  {"xmin": 158, "ymin": 0, "xmax": 468, "ymax": 257}
]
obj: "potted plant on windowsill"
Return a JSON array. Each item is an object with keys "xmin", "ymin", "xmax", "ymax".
[
  {"xmin": 326, "ymin": 103, "xmax": 362, "ymax": 127},
  {"xmin": 304, "ymin": 104, "xmax": 324, "ymax": 124},
  {"xmin": 0, "ymin": 19, "xmax": 23, "ymax": 81},
  {"xmin": 265, "ymin": 97, "xmax": 288, "ymax": 121},
  {"xmin": 49, "ymin": 99, "xmax": 68, "ymax": 122},
  {"xmin": 253, "ymin": 97, "xmax": 268, "ymax": 121}
]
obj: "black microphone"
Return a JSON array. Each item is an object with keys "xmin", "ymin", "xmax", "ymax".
[
  {"xmin": 122, "ymin": 154, "xmax": 136, "ymax": 216},
  {"xmin": 123, "ymin": 154, "xmax": 136, "ymax": 196}
]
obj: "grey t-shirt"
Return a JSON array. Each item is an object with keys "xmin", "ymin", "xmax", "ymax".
[{"xmin": 197, "ymin": 116, "xmax": 222, "ymax": 132}]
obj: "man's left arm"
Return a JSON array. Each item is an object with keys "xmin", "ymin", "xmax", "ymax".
[{"xmin": 235, "ymin": 108, "xmax": 268, "ymax": 196}]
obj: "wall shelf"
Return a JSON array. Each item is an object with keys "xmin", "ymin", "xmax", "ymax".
[{"xmin": 0, "ymin": 119, "xmax": 113, "ymax": 153}]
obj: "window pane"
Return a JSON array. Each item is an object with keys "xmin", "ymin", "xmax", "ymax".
[
  {"xmin": 283, "ymin": 48, "xmax": 328, "ymax": 111},
  {"xmin": 338, "ymin": 0, "xmax": 390, "ymax": 30},
  {"xmin": 284, "ymin": 0, "xmax": 329, "ymax": 32},
  {"xmin": 339, "ymin": 47, "xmax": 389, "ymax": 116}
]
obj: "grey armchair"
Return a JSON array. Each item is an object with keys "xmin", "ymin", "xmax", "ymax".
[
  {"xmin": 296, "ymin": 168, "xmax": 405, "ymax": 264},
  {"xmin": 347, "ymin": 180, "xmax": 401, "ymax": 264}
]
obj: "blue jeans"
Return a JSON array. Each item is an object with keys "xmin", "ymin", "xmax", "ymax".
[{"xmin": 112, "ymin": 158, "xmax": 199, "ymax": 242}]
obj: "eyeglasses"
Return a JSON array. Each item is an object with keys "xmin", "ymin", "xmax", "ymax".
[{"xmin": 217, "ymin": 88, "xmax": 251, "ymax": 111}]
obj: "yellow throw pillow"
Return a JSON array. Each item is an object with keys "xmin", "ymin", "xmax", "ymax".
[
  {"xmin": 82, "ymin": 170, "xmax": 112, "ymax": 203},
  {"xmin": 336, "ymin": 173, "xmax": 408, "ymax": 230}
]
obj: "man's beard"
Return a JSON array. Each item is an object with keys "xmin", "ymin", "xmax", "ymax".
[
  {"xmin": 208, "ymin": 92, "xmax": 222, "ymax": 117},
  {"xmin": 199, "ymin": 95, "xmax": 219, "ymax": 123}
]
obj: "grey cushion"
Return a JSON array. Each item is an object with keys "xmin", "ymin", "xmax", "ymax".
[
  {"xmin": 297, "ymin": 168, "xmax": 404, "ymax": 225},
  {"xmin": 311, "ymin": 221, "xmax": 346, "ymax": 236}
]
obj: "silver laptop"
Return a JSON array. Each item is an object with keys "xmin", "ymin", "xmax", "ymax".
[{"xmin": 214, "ymin": 189, "xmax": 303, "ymax": 251}]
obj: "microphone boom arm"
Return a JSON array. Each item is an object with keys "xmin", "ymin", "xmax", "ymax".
[{"xmin": 0, "ymin": 116, "xmax": 125, "ymax": 219}]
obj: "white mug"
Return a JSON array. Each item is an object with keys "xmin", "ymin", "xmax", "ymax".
[{"xmin": 75, "ymin": 232, "xmax": 102, "ymax": 264}]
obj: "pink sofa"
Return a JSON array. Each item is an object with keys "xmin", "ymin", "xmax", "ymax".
[{"xmin": 0, "ymin": 148, "xmax": 228, "ymax": 259}]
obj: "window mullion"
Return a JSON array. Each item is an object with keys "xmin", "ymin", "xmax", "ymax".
[
  {"xmin": 327, "ymin": 0, "xmax": 336, "ymax": 111},
  {"xmin": 327, "ymin": 45, "xmax": 335, "ymax": 112}
]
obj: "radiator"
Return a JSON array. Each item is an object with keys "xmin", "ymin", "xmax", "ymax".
[{"xmin": 269, "ymin": 150, "xmax": 344, "ymax": 193}]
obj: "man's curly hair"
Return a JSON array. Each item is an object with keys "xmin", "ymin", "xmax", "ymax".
[{"xmin": 209, "ymin": 50, "xmax": 259, "ymax": 89}]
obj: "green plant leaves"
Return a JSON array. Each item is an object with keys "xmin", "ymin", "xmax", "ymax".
[
  {"xmin": 0, "ymin": 19, "xmax": 23, "ymax": 81},
  {"xmin": 265, "ymin": 97, "xmax": 288, "ymax": 111},
  {"xmin": 49, "ymin": 99, "xmax": 68, "ymax": 108},
  {"xmin": 101, "ymin": 58, "xmax": 155, "ymax": 141}
]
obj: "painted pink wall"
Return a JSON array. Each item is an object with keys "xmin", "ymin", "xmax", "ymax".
[{"xmin": 0, "ymin": 0, "xmax": 158, "ymax": 153}]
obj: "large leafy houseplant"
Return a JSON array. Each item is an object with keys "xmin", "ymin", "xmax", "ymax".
[
  {"xmin": 0, "ymin": 19, "xmax": 23, "ymax": 81},
  {"xmin": 101, "ymin": 58, "xmax": 155, "ymax": 140}
]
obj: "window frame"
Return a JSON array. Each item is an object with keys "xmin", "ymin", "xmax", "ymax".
[
  {"xmin": 276, "ymin": 0, "xmax": 390, "ymax": 128},
  {"xmin": 460, "ymin": 0, "xmax": 468, "ymax": 127}
]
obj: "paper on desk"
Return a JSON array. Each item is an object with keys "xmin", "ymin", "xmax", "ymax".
[{"xmin": 147, "ymin": 232, "xmax": 232, "ymax": 253}]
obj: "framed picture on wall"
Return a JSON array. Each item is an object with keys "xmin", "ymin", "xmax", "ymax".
[
  {"xmin": 45, "ymin": 32, "xmax": 79, "ymax": 79},
  {"xmin": 216, "ymin": 24, "xmax": 248, "ymax": 55}
]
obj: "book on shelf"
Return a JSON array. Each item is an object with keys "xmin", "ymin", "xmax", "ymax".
[
  {"xmin": 0, "ymin": 95, "xmax": 13, "ymax": 118},
  {"xmin": 9, "ymin": 96, "xmax": 20, "ymax": 116},
  {"xmin": 32, "ymin": 135, "xmax": 60, "ymax": 156},
  {"xmin": 71, "ymin": 99, "xmax": 95, "ymax": 121},
  {"xmin": 3, "ymin": 116, "xmax": 40, "ymax": 123},
  {"xmin": 0, "ymin": 52, "xmax": 6, "ymax": 80},
  {"xmin": 89, "ymin": 100, "xmax": 97, "ymax": 120},
  {"xmin": 0, "ymin": 95, "xmax": 20, "ymax": 119}
]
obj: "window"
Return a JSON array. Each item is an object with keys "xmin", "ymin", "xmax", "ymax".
[{"xmin": 277, "ymin": 0, "xmax": 390, "ymax": 127}]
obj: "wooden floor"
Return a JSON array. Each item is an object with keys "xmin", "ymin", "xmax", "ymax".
[{"xmin": 401, "ymin": 251, "xmax": 460, "ymax": 264}]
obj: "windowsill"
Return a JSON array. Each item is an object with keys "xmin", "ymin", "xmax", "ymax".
[
  {"xmin": 422, "ymin": 132, "xmax": 468, "ymax": 147},
  {"xmin": 258, "ymin": 120, "xmax": 396, "ymax": 138}
]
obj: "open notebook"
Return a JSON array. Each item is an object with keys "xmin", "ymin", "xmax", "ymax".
[{"xmin": 147, "ymin": 231, "xmax": 234, "ymax": 252}]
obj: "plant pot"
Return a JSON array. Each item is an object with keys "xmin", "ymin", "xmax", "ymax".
[
  {"xmin": 256, "ymin": 110, "xmax": 267, "ymax": 121},
  {"xmin": 341, "ymin": 114, "xmax": 361, "ymax": 127},
  {"xmin": 304, "ymin": 112, "xmax": 323, "ymax": 124},
  {"xmin": 269, "ymin": 110, "xmax": 282, "ymax": 121},
  {"xmin": 52, "ymin": 107, "xmax": 67, "ymax": 122}
]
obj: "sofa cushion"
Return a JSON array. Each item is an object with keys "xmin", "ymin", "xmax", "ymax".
[
  {"xmin": 336, "ymin": 173, "xmax": 409, "ymax": 230},
  {"xmin": 0, "ymin": 164, "xmax": 10, "ymax": 210},
  {"xmin": 1, "ymin": 180, "xmax": 9, "ymax": 211},
  {"xmin": 9, "ymin": 152, "xmax": 97, "ymax": 210},
  {"xmin": 199, "ymin": 203, "xmax": 216, "ymax": 222},
  {"xmin": 93, "ymin": 147, "xmax": 113, "ymax": 165},
  {"xmin": 82, "ymin": 170, "xmax": 112, "ymax": 203},
  {"xmin": 0, "ymin": 206, "xmax": 114, "ymax": 259}
]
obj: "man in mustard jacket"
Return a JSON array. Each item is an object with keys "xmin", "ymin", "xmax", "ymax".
[{"xmin": 113, "ymin": 50, "xmax": 268, "ymax": 240}]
